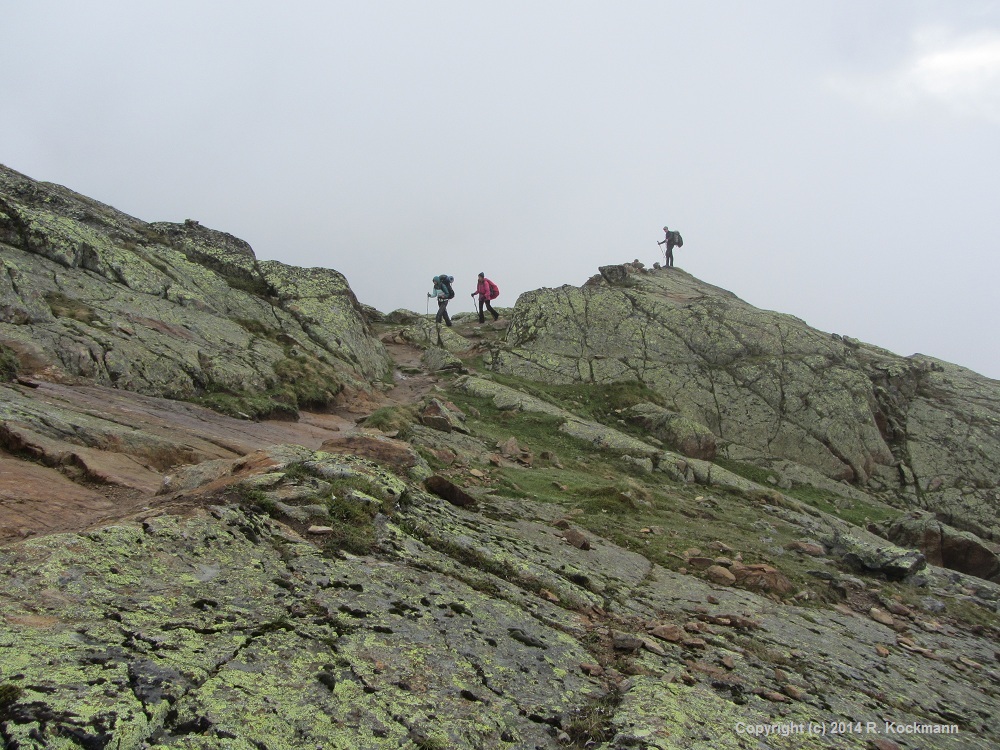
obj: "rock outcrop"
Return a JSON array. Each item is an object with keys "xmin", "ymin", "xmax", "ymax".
[
  {"xmin": 0, "ymin": 164, "xmax": 390, "ymax": 415},
  {"xmin": 489, "ymin": 263, "xmax": 1000, "ymax": 539}
]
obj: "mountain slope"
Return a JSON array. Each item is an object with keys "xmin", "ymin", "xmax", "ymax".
[{"xmin": 1, "ymin": 168, "xmax": 999, "ymax": 749}]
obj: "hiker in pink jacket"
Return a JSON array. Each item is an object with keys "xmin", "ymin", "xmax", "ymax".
[{"xmin": 472, "ymin": 272, "xmax": 500, "ymax": 324}]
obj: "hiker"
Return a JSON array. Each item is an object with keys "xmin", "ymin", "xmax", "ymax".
[
  {"xmin": 657, "ymin": 225, "xmax": 683, "ymax": 268},
  {"xmin": 471, "ymin": 272, "xmax": 500, "ymax": 324},
  {"xmin": 428, "ymin": 274, "xmax": 454, "ymax": 327}
]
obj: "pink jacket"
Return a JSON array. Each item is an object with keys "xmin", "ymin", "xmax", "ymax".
[{"xmin": 476, "ymin": 277, "xmax": 497, "ymax": 300}]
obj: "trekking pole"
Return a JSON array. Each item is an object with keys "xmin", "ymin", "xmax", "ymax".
[{"xmin": 426, "ymin": 296, "xmax": 429, "ymax": 315}]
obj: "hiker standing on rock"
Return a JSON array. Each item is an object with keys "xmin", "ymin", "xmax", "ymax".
[
  {"xmin": 658, "ymin": 225, "xmax": 683, "ymax": 268},
  {"xmin": 471, "ymin": 272, "xmax": 500, "ymax": 324},
  {"xmin": 428, "ymin": 274, "xmax": 454, "ymax": 327}
]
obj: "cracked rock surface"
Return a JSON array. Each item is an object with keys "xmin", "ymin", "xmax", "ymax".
[
  {"xmin": 490, "ymin": 264, "xmax": 1000, "ymax": 540},
  {"xmin": 2, "ymin": 451, "xmax": 999, "ymax": 749}
]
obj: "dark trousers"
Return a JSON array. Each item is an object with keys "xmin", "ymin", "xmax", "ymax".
[
  {"xmin": 478, "ymin": 297, "xmax": 499, "ymax": 323},
  {"xmin": 665, "ymin": 241, "xmax": 675, "ymax": 267},
  {"xmin": 436, "ymin": 299, "xmax": 452, "ymax": 326}
]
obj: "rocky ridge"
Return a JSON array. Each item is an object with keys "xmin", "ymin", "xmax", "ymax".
[{"xmin": 491, "ymin": 262, "xmax": 1000, "ymax": 542}]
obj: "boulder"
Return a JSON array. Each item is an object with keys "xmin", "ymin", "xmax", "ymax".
[
  {"xmin": 877, "ymin": 512, "xmax": 1000, "ymax": 583},
  {"xmin": 424, "ymin": 474, "xmax": 476, "ymax": 507},
  {"xmin": 825, "ymin": 531, "xmax": 927, "ymax": 581},
  {"xmin": 419, "ymin": 398, "xmax": 468, "ymax": 434}
]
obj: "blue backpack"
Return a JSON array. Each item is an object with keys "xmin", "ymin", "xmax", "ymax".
[{"xmin": 439, "ymin": 274, "xmax": 455, "ymax": 299}]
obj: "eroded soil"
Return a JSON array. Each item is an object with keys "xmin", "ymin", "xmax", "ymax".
[{"xmin": 0, "ymin": 334, "xmax": 444, "ymax": 542}]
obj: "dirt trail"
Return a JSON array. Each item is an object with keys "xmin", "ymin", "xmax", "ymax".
[{"xmin": 0, "ymin": 337, "xmax": 443, "ymax": 542}]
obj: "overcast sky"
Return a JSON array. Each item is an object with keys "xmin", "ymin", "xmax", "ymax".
[{"xmin": 4, "ymin": 1, "xmax": 999, "ymax": 378}]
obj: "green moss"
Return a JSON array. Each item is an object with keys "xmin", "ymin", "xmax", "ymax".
[
  {"xmin": 272, "ymin": 355, "xmax": 344, "ymax": 411},
  {"xmin": 0, "ymin": 682, "xmax": 23, "ymax": 721},
  {"xmin": 192, "ymin": 389, "xmax": 299, "ymax": 421},
  {"xmin": 0, "ymin": 343, "xmax": 18, "ymax": 381},
  {"xmin": 189, "ymin": 353, "xmax": 343, "ymax": 420}
]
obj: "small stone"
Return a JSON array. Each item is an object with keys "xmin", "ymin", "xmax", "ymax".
[
  {"xmin": 681, "ymin": 637, "xmax": 707, "ymax": 649},
  {"xmin": 758, "ymin": 690, "xmax": 789, "ymax": 703},
  {"xmin": 885, "ymin": 601, "xmax": 912, "ymax": 617},
  {"xmin": 869, "ymin": 607, "xmax": 895, "ymax": 626},
  {"xmin": 708, "ymin": 540, "xmax": 734, "ymax": 553},
  {"xmin": 307, "ymin": 525, "xmax": 335, "ymax": 534},
  {"xmin": 641, "ymin": 638, "xmax": 666, "ymax": 656},
  {"xmin": 687, "ymin": 556, "xmax": 715, "ymax": 570},
  {"xmin": 562, "ymin": 528, "xmax": 591, "ymax": 550},
  {"xmin": 612, "ymin": 632, "xmax": 644, "ymax": 651},
  {"xmin": 781, "ymin": 684, "xmax": 806, "ymax": 700},
  {"xmin": 706, "ymin": 565, "xmax": 736, "ymax": 586},
  {"xmin": 721, "ymin": 655, "xmax": 736, "ymax": 670},
  {"xmin": 580, "ymin": 663, "xmax": 604, "ymax": 676},
  {"xmin": 649, "ymin": 624, "xmax": 685, "ymax": 642},
  {"xmin": 468, "ymin": 468, "xmax": 486, "ymax": 478},
  {"xmin": 875, "ymin": 645, "xmax": 890, "ymax": 657},
  {"xmin": 785, "ymin": 540, "xmax": 825, "ymax": 556}
]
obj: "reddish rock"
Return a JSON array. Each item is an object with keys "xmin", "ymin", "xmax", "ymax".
[
  {"xmin": 706, "ymin": 565, "xmax": 736, "ymax": 586},
  {"xmin": 649, "ymin": 624, "xmax": 685, "ymax": 642},
  {"xmin": 731, "ymin": 563, "xmax": 794, "ymax": 595},
  {"xmin": 869, "ymin": 608, "xmax": 895, "ymax": 626},
  {"xmin": 321, "ymin": 434, "xmax": 425, "ymax": 475},
  {"xmin": 785, "ymin": 540, "xmax": 825, "ymax": 556},
  {"xmin": 562, "ymin": 528, "xmax": 592, "ymax": 550}
]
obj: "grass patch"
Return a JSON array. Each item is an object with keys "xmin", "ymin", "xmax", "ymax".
[
  {"xmin": 716, "ymin": 458, "xmax": 900, "ymax": 527},
  {"xmin": 715, "ymin": 458, "xmax": 778, "ymax": 486},
  {"xmin": 488, "ymin": 372, "xmax": 665, "ymax": 424},
  {"xmin": 785, "ymin": 483, "xmax": 900, "ymax": 526},
  {"xmin": 44, "ymin": 291, "xmax": 101, "ymax": 324},
  {"xmin": 563, "ymin": 687, "xmax": 622, "ymax": 747},
  {"xmin": 236, "ymin": 464, "xmax": 398, "ymax": 556},
  {"xmin": 362, "ymin": 404, "xmax": 419, "ymax": 437}
]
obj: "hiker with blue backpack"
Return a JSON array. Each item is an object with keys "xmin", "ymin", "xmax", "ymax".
[
  {"xmin": 471, "ymin": 272, "xmax": 500, "ymax": 324},
  {"xmin": 428, "ymin": 274, "xmax": 455, "ymax": 327}
]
